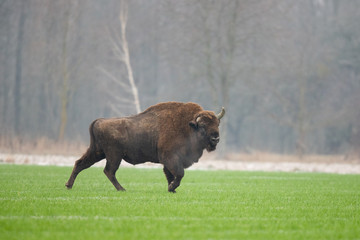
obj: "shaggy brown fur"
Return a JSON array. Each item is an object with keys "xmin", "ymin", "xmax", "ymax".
[{"xmin": 65, "ymin": 102, "xmax": 224, "ymax": 192}]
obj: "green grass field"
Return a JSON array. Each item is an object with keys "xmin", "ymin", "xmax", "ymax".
[{"xmin": 0, "ymin": 164, "xmax": 359, "ymax": 239}]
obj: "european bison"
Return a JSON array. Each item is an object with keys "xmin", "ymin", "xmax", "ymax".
[{"xmin": 65, "ymin": 102, "xmax": 225, "ymax": 192}]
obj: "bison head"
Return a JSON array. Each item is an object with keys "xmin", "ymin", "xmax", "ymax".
[{"xmin": 189, "ymin": 107, "xmax": 225, "ymax": 151}]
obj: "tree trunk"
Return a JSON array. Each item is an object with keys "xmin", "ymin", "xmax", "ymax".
[
  {"xmin": 120, "ymin": 0, "xmax": 141, "ymax": 114},
  {"xmin": 14, "ymin": 1, "xmax": 26, "ymax": 136},
  {"xmin": 58, "ymin": 2, "xmax": 71, "ymax": 141}
]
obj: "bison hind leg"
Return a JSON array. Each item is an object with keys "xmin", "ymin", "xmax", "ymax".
[
  {"xmin": 66, "ymin": 149, "xmax": 105, "ymax": 189},
  {"xmin": 103, "ymin": 154, "xmax": 125, "ymax": 191}
]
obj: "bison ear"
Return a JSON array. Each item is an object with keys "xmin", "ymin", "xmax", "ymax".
[{"xmin": 189, "ymin": 121, "xmax": 198, "ymax": 130}]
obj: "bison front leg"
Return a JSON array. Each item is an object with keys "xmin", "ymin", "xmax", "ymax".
[
  {"xmin": 163, "ymin": 166, "xmax": 175, "ymax": 186},
  {"xmin": 164, "ymin": 164, "xmax": 184, "ymax": 193}
]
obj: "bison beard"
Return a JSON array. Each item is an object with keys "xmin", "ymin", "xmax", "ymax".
[{"xmin": 65, "ymin": 102, "xmax": 225, "ymax": 193}]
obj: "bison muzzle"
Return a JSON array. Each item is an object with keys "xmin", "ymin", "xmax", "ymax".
[{"xmin": 65, "ymin": 102, "xmax": 225, "ymax": 193}]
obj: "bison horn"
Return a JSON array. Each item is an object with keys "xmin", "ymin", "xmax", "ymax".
[{"xmin": 216, "ymin": 107, "xmax": 225, "ymax": 120}]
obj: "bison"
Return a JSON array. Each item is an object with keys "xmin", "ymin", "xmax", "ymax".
[{"xmin": 65, "ymin": 102, "xmax": 225, "ymax": 192}]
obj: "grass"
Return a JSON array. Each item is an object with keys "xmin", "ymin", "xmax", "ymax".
[{"xmin": 0, "ymin": 164, "xmax": 359, "ymax": 240}]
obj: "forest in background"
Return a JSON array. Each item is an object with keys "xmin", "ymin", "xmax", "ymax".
[{"xmin": 0, "ymin": 0, "xmax": 359, "ymax": 157}]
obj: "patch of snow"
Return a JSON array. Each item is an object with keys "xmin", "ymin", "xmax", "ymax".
[{"xmin": 192, "ymin": 160, "xmax": 360, "ymax": 174}]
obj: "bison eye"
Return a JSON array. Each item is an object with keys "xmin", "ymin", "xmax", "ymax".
[
  {"xmin": 189, "ymin": 121, "xmax": 198, "ymax": 129},
  {"xmin": 211, "ymin": 132, "xmax": 219, "ymax": 139}
]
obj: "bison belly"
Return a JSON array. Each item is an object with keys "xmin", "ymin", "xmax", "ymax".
[
  {"xmin": 123, "ymin": 148, "xmax": 159, "ymax": 165},
  {"xmin": 121, "ymin": 132, "xmax": 159, "ymax": 165}
]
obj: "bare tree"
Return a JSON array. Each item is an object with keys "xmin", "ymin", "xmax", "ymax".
[
  {"xmin": 100, "ymin": 0, "xmax": 141, "ymax": 115},
  {"xmin": 58, "ymin": 1, "xmax": 71, "ymax": 142},
  {"xmin": 58, "ymin": 0, "xmax": 83, "ymax": 141},
  {"xmin": 14, "ymin": 1, "xmax": 27, "ymax": 136},
  {"xmin": 180, "ymin": 0, "xmax": 273, "ymax": 153}
]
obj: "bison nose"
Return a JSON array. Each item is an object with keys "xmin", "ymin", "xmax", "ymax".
[{"xmin": 211, "ymin": 136, "xmax": 220, "ymax": 144}]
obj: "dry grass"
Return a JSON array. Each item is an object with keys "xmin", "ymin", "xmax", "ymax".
[
  {"xmin": 0, "ymin": 137, "xmax": 87, "ymax": 156},
  {"xmin": 1, "ymin": 137, "xmax": 359, "ymax": 164}
]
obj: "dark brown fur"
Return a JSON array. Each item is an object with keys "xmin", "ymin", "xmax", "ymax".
[{"xmin": 65, "ymin": 102, "xmax": 223, "ymax": 192}]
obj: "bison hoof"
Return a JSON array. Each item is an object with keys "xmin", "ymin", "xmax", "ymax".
[
  {"xmin": 168, "ymin": 186, "xmax": 177, "ymax": 193},
  {"xmin": 65, "ymin": 184, "xmax": 72, "ymax": 190}
]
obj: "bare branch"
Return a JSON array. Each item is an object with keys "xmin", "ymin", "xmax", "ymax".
[
  {"xmin": 117, "ymin": 0, "xmax": 141, "ymax": 113},
  {"xmin": 112, "ymin": 94, "xmax": 135, "ymax": 105},
  {"xmin": 97, "ymin": 66, "xmax": 130, "ymax": 90}
]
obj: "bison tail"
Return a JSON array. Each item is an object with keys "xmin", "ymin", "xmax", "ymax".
[
  {"xmin": 85, "ymin": 119, "xmax": 105, "ymax": 160},
  {"xmin": 88, "ymin": 119, "xmax": 98, "ymax": 152}
]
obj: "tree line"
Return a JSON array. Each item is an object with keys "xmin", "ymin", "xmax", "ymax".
[{"xmin": 0, "ymin": 0, "xmax": 359, "ymax": 157}]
